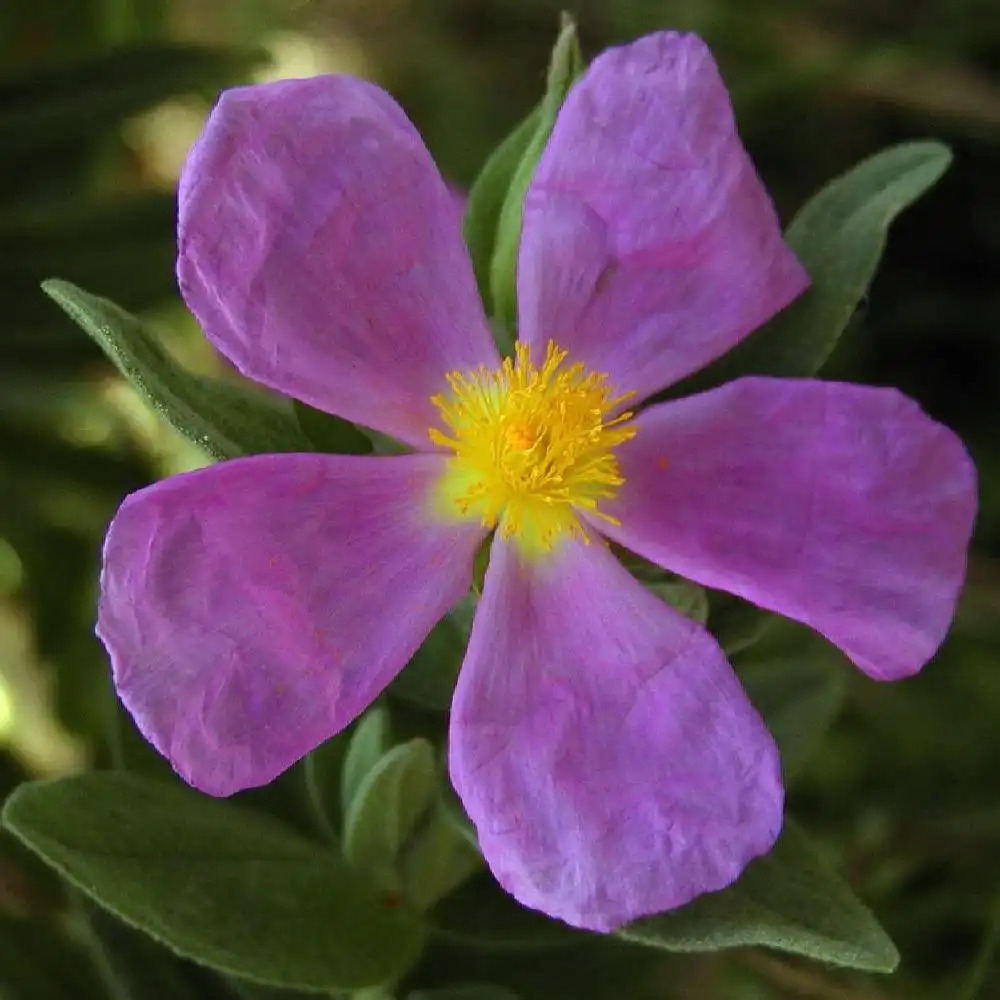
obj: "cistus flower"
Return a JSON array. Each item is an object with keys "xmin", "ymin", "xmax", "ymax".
[{"xmin": 98, "ymin": 32, "xmax": 976, "ymax": 932}]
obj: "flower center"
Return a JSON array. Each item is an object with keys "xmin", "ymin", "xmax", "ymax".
[{"xmin": 428, "ymin": 341, "xmax": 637, "ymax": 555}]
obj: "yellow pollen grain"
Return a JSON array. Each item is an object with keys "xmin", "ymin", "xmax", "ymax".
[{"xmin": 428, "ymin": 341, "xmax": 637, "ymax": 556}]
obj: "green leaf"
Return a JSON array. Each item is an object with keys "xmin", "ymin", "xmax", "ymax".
[
  {"xmin": 646, "ymin": 579, "xmax": 710, "ymax": 626},
  {"xmin": 708, "ymin": 592, "xmax": 775, "ymax": 656},
  {"xmin": 431, "ymin": 873, "xmax": 585, "ymax": 951},
  {"xmin": 81, "ymin": 899, "xmax": 213, "ymax": 1000},
  {"xmin": 390, "ymin": 596, "xmax": 476, "ymax": 711},
  {"xmin": 293, "ymin": 400, "xmax": 372, "ymax": 455},
  {"xmin": 489, "ymin": 16, "xmax": 584, "ymax": 338},
  {"xmin": 676, "ymin": 141, "xmax": 953, "ymax": 391},
  {"xmin": 41, "ymin": 280, "xmax": 311, "ymax": 460},
  {"xmin": 619, "ymin": 819, "xmax": 899, "ymax": 972},
  {"xmin": 2, "ymin": 773, "xmax": 425, "ymax": 991},
  {"xmin": 228, "ymin": 979, "xmax": 347, "ymax": 1000},
  {"xmin": 462, "ymin": 109, "xmax": 540, "ymax": 314},
  {"xmin": 402, "ymin": 805, "xmax": 482, "ymax": 912},
  {"xmin": 344, "ymin": 739, "xmax": 437, "ymax": 892},
  {"xmin": 618, "ymin": 556, "xmax": 711, "ymax": 632},
  {"xmin": 302, "ymin": 730, "xmax": 352, "ymax": 842},
  {"xmin": 408, "ymin": 988, "xmax": 520, "ymax": 1000},
  {"xmin": 341, "ymin": 705, "xmax": 393, "ymax": 819},
  {"xmin": 738, "ymin": 653, "xmax": 847, "ymax": 781}
]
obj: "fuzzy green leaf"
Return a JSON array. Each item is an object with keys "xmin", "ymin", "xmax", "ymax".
[
  {"xmin": 646, "ymin": 579, "xmax": 710, "ymax": 626},
  {"xmin": 708, "ymin": 593, "xmax": 775, "ymax": 656},
  {"xmin": 431, "ymin": 873, "xmax": 584, "ymax": 950},
  {"xmin": 739, "ymin": 654, "xmax": 847, "ymax": 781},
  {"xmin": 3, "ymin": 773, "xmax": 425, "ymax": 991},
  {"xmin": 42, "ymin": 279, "xmax": 310, "ymax": 460},
  {"xmin": 81, "ymin": 899, "xmax": 213, "ymax": 1000},
  {"xmin": 489, "ymin": 16, "xmax": 584, "ymax": 337},
  {"xmin": 409, "ymin": 988, "xmax": 520, "ymax": 1000},
  {"xmin": 619, "ymin": 819, "xmax": 899, "ymax": 972},
  {"xmin": 344, "ymin": 739, "xmax": 437, "ymax": 892},
  {"xmin": 402, "ymin": 805, "xmax": 482, "ymax": 912},
  {"xmin": 341, "ymin": 705, "xmax": 393, "ymax": 820},
  {"xmin": 389, "ymin": 596, "xmax": 476, "ymax": 711},
  {"xmin": 675, "ymin": 141, "xmax": 952, "ymax": 392},
  {"xmin": 293, "ymin": 399, "xmax": 372, "ymax": 455},
  {"xmin": 301, "ymin": 729, "xmax": 352, "ymax": 843},
  {"xmin": 463, "ymin": 109, "xmax": 541, "ymax": 315}
]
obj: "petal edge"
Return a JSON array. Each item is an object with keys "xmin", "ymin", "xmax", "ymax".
[
  {"xmin": 450, "ymin": 535, "xmax": 783, "ymax": 931},
  {"xmin": 101, "ymin": 453, "xmax": 485, "ymax": 795},
  {"xmin": 178, "ymin": 76, "xmax": 497, "ymax": 447},
  {"xmin": 517, "ymin": 32, "xmax": 808, "ymax": 403},
  {"xmin": 602, "ymin": 378, "xmax": 977, "ymax": 680}
]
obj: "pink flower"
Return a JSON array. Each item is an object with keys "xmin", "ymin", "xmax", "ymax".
[{"xmin": 98, "ymin": 33, "xmax": 976, "ymax": 931}]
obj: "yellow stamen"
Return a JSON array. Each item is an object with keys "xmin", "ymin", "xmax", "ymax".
[{"xmin": 428, "ymin": 341, "xmax": 637, "ymax": 556}]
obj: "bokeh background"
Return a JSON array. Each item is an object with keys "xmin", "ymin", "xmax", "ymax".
[{"xmin": 1, "ymin": 1, "xmax": 999, "ymax": 998}]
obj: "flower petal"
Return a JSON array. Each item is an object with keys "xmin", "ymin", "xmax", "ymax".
[
  {"xmin": 449, "ymin": 535, "xmax": 782, "ymax": 931},
  {"xmin": 99, "ymin": 453, "xmax": 484, "ymax": 796},
  {"xmin": 517, "ymin": 32, "xmax": 807, "ymax": 402},
  {"xmin": 178, "ymin": 77, "xmax": 497, "ymax": 448},
  {"xmin": 601, "ymin": 378, "xmax": 977, "ymax": 680}
]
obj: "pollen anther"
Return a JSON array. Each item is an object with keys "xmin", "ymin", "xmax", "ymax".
[{"xmin": 428, "ymin": 342, "xmax": 637, "ymax": 555}]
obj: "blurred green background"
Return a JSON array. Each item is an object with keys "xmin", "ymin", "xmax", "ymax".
[{"xmin": 1, "ymin": 1, "xmax": 999, "ymax": 998}]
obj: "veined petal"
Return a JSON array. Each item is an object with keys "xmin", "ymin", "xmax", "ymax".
[
  {"xmin": 517, "ymin": 32, "xmax": 807, "ymax": 404},
  {"xmin": 178, "ymin": 76, "xmax": 497, "ymax": 448},
  {"xmin": 99, "ymin": 453, "xmax": 484, "ymax": 796},
  {"xmin": 449, "ymin": 535, "xmax": 782, "ymax": 931},
  {"xmin": 601, "ymin": 378, "xmax": 977, "ymax": 680}
]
